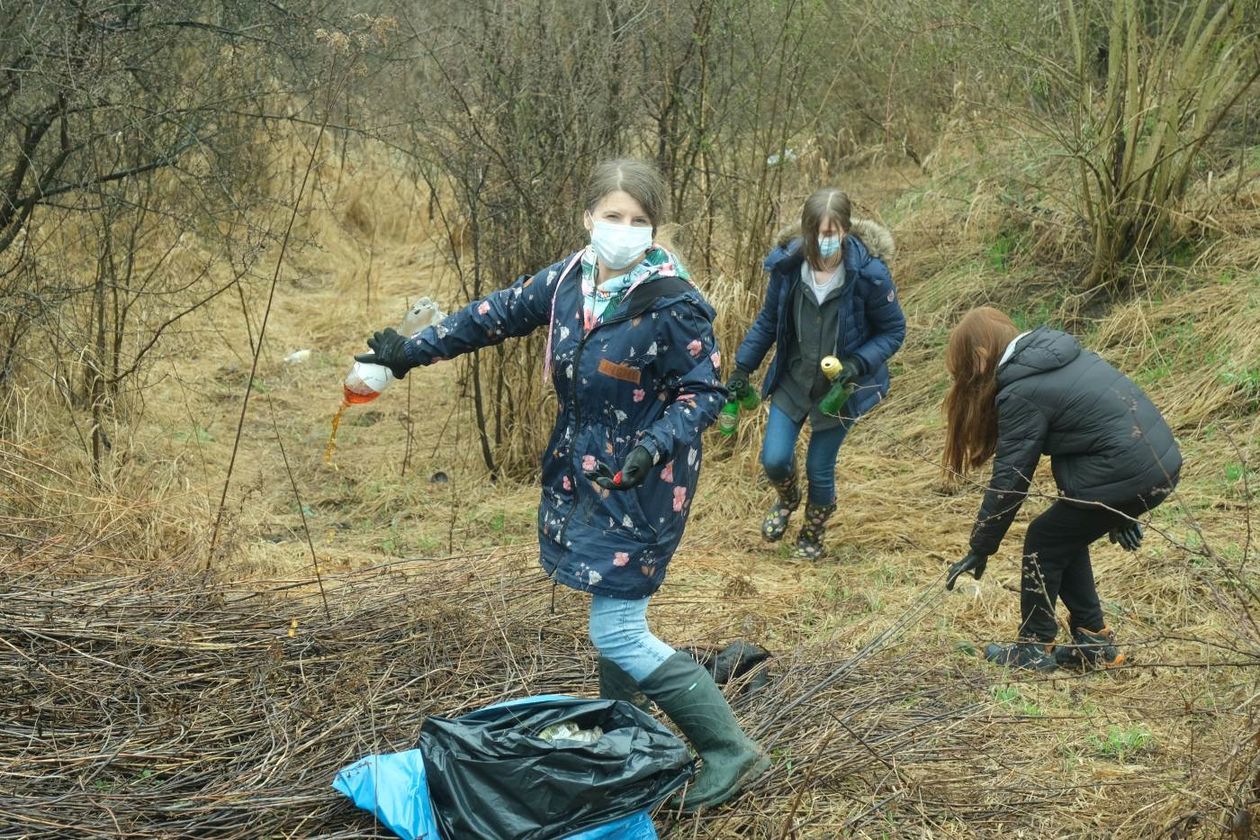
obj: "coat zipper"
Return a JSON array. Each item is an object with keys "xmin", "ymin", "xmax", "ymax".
[
  {"xmin": 771, "ymin": 251, "xmax": 861, "ymax": 394},
  {"xmin": 553, "ymin": 304, "xmax": 651, "ymax": 548},
  {"xmin": 555, "ymin": 319, "xmax": 607, "ymax": 548}
]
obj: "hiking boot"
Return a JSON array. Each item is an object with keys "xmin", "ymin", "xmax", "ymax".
[
  {"xmin": 761, "ymin": 474, "xmax": 801, "ymax": 542},
  {"xmin": 792, "ymin": 501, "xmax": 837, "ymax": 560},
  {"xmin": 597, "ymin": 657, "xmax": 651, "ymax": 712},
  {"xmin": 983, "ymin": 641, "xmax": 1058, "ymax": 672},
  {"xmin": 639, "ymin": 652, "xmax": 770, "ymax": 812},
  {"xmin": 1054, "ymin": 626, "xmax": 1125, "ymax": 670}
]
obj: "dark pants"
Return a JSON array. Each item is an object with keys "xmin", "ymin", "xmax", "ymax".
[{"xmin": 1020, "ymin": 487, "xmax": 1172, "ymax": 642}]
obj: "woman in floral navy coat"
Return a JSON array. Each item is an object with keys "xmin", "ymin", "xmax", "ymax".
[{"xmin": 357, "ymin": 159, "xmax": 767, "ymax": 811}]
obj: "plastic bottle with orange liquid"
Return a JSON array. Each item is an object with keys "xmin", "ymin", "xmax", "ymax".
[
  {"xmin": 345, "ymin": 298, "xmax": 443, "ymax": 402},
  {"xmin": 325, "ymin": 297, "xmax": 444, "ymax": 463},
  {"xmin": 342, "ymin": 360, "xmax": 395, "ymax": 405}
]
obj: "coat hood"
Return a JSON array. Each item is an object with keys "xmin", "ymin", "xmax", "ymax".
[
  {"xmin": 997, "ymin": 327, "xmax": 1082, "ymax": 387},
  {"xmin": 850, "ymin": 218, "xmax": 896, "ymax": 259},
  {"xmin": 764, "ymin": 219, "xmax": 895, "ymax": 271}
]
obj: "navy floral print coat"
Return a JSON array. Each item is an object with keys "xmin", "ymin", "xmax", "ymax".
[{"xmin": 402, "ymin": 248, "xmax": 726, "ymax": 599}]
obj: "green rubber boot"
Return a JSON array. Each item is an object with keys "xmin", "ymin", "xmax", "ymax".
[
  {"xmin": 597, "ymin": 657, "xmax": 651, "ymax": 712},
  {"xmin": 639, "ymin": 652, "xmax": 769, "ymax": 811}
]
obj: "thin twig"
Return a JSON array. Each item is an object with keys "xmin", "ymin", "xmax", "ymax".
[
  {"xmin": 207, "ymin": 56, "xmax": 342, "ymax": 570},
  {"xmin": 266, "ymin": 395, "xmax": 330, "ymax": 622}
]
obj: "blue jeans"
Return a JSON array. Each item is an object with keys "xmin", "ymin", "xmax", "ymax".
[
  {"xmin": 760, "ymin": 403, "xmax": 854, "ymax": 505},
  {"xmin": 588, "ymin": 595, "xmax": 676, "ymax": 683}
]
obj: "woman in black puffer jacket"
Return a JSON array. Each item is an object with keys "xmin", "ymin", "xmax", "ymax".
[{"xmin": 941, "ymin": 307, "xmax": 1181, "ymax": 672}]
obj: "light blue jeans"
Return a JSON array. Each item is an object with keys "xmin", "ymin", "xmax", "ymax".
[{"xmin": 588, "ymin": 595, "xmax": 675, "ymax": 682}]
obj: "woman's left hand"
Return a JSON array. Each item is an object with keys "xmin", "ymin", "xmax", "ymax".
[
  {"xmin": 586, "ymin": 446, "xmax": 654, "ymax": 491},
  {"xmin": 836, "ymin": 356, "xmax": 862, "ymax": 384}
]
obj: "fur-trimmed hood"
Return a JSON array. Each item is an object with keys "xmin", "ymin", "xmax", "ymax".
[{"xmin": 772, "ymin": 218, "xmax": 895, "ymax": 259}]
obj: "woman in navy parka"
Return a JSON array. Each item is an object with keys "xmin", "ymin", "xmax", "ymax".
[
  {"xmin": 357, "ymin": 159, "xmax": 767, "ymax": 811},
  {"xmin": 729, "ymin": 188, "xmax": 905, "ymax": 559}
]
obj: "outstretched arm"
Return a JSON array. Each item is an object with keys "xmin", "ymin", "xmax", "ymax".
[{"xmin": 403, "ymin": 260, "xmax": 571, "ymax": 365}]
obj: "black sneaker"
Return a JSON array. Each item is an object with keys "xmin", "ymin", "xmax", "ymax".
[
  {"xmin": 984, "ymin": 641, "xmax": 1058, "ymax": 672},
  {"xmin": 1054, "ymin": 626, "xmax": 1125, "ymax": 670}
]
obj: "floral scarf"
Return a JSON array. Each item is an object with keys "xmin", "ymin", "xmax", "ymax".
[
  {"xmin": 579, "ymin": 245, "xmax": 690, "ymax": 333},
  {"xmin": 543, "ymin": 245, "xmax": 692, "ymax": 383}
]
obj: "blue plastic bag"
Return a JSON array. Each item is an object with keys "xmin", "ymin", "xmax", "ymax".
[
  {"xmin": 569, "ymin": 810, "xmax": 657, "ymax": 839},
  {"xmin": 332, "ymin": 749, "xmax": 440, "ymax": 840},
  {"xmin": 333, "ymin": 746, "xmax": 660, "ymax": 840}
]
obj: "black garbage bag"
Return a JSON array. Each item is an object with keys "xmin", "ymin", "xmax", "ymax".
[
  {"xmin": 681, "ymin": 640, "xmax": 772, "ymax": 695},
  {"xmin": 419, "ymin": 695, "xmax": 693, "ymax": 840}
]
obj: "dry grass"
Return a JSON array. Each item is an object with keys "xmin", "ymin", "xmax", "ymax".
[
  {"xmin": 2, "ymin": 552, "xmax": 1248, "ymax": 839},
  {"xmin": 2, "ymin": 140, "xmax": 1260, "ymax": 837}
]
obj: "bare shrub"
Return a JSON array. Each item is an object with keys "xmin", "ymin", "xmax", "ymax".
[{"xmin": 1024, "ymin": 0, "xmax": 1260, "ymax": 289}]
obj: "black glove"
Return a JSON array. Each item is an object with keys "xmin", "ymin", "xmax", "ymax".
[
  {"xmin": 354, "ymin": 327, "xmax": 415, "ymax": 380},
  {"xmin": 1108, "ymin": 522, "xmax": 1143, "ymax": 551},
  {"xmin": 585, "ymin": 446, "xmax": 655, "ymax": 491},
  {"xmin": 946, "ymin": 551, "xmax": 988, "ymax": 590},
  {"xmin": 837, "ymin": 357, "xmax": 862, "ymax": 384},
  {"xmin": 726, "ymin": 367, "xmax": 752, "ymax": 400}
]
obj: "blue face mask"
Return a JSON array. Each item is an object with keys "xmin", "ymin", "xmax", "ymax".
[
  {"xmin": 818, "ymin": 235, "xmax": 842, "ymax": 259},
  {"xmin": 590, "ymin": 219, "xmax": 653, "ymax": 271}
]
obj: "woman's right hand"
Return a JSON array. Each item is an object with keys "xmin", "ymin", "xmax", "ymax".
[
  {"xmin": 355, "ymin": 328, "xmax": 416, "ymax": 379},
  {"xmin": 945, "ymin": 552, "xmax": 988, "ymax": 590},
  {"xmin": 726, "ymin": 368, "xmax": 751, "ymax": 399},
  {"xmin": 585, "ymin": 446, "xmax": 654, "ymax": 491}
]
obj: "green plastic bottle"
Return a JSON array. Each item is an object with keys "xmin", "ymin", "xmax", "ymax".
[
  {"xmin": 718, "ymin": 384, "xmax": 760, "ymax": 437},
  {"xmin": 717, "ymin": 400, "xmax": 740, "ymax": 436},
  {"xmin": 818, "ymin": 355, "xmax": 855, "ymax": 417},
  {"xmin": 738, "ymin": 386, "xmax": 760, "ymax": 411}
]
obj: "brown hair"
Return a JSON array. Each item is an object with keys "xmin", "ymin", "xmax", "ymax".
[
  {"xmin": 584, "ymin": 159, "xmax": 666, "ymax": 233},
  {"xmin": 800, "ymin": 188, "xmax": 852, "ymax": 270},
  {"xmin": 942, "ymin": 307, "xmax": 1021, "ymax": 476}
]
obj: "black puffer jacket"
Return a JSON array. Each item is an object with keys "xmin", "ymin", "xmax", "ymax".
[{"xmin": 970, "ymin": 327, "xmax": 1182, "ymax": 556}]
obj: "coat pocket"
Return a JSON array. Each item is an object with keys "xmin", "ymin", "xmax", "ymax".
[{"xmin": 573, "ymin": 427, "xmax": 660, "ymax": 543}]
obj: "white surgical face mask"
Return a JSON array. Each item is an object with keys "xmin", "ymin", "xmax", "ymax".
[
  {"xmin": 590, "ymin": 219, "xmax": 652, "ymax": 272},
  {"xmin": 818, "ymin": 234, "xmax": 842, "ymax": 259}
]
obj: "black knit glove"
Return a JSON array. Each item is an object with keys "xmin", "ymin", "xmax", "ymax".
[
  {"xmin": 946, "ymin": 552, "xmax": 988, "ymax": 590},
  {"xmin": 837, "ymin": 356, "xmax": 862, "ymax": 384},
  {"xmin": 726, "ymin": 368, "xmax": 752, "ymax": 401},
  {"xmin": 1108, "ymin": 523, "xmax": 1143, "ymax": 551},
  {"xmin": 586, "ymin": 446, "xmax": 655, "ymax": 491},
  {"xmin": 354, "ymin": 328, "xmax": 415, "ymax": 380}
]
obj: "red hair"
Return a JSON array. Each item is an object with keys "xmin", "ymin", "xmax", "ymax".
[{"xmin": 942, "ymin": 307, "xmax": 1020, "ymax": 476}]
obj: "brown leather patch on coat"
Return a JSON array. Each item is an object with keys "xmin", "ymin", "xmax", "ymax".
[{"xmin": 597, "ymin": 358, "xmax": 641, "ymax": 385}]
